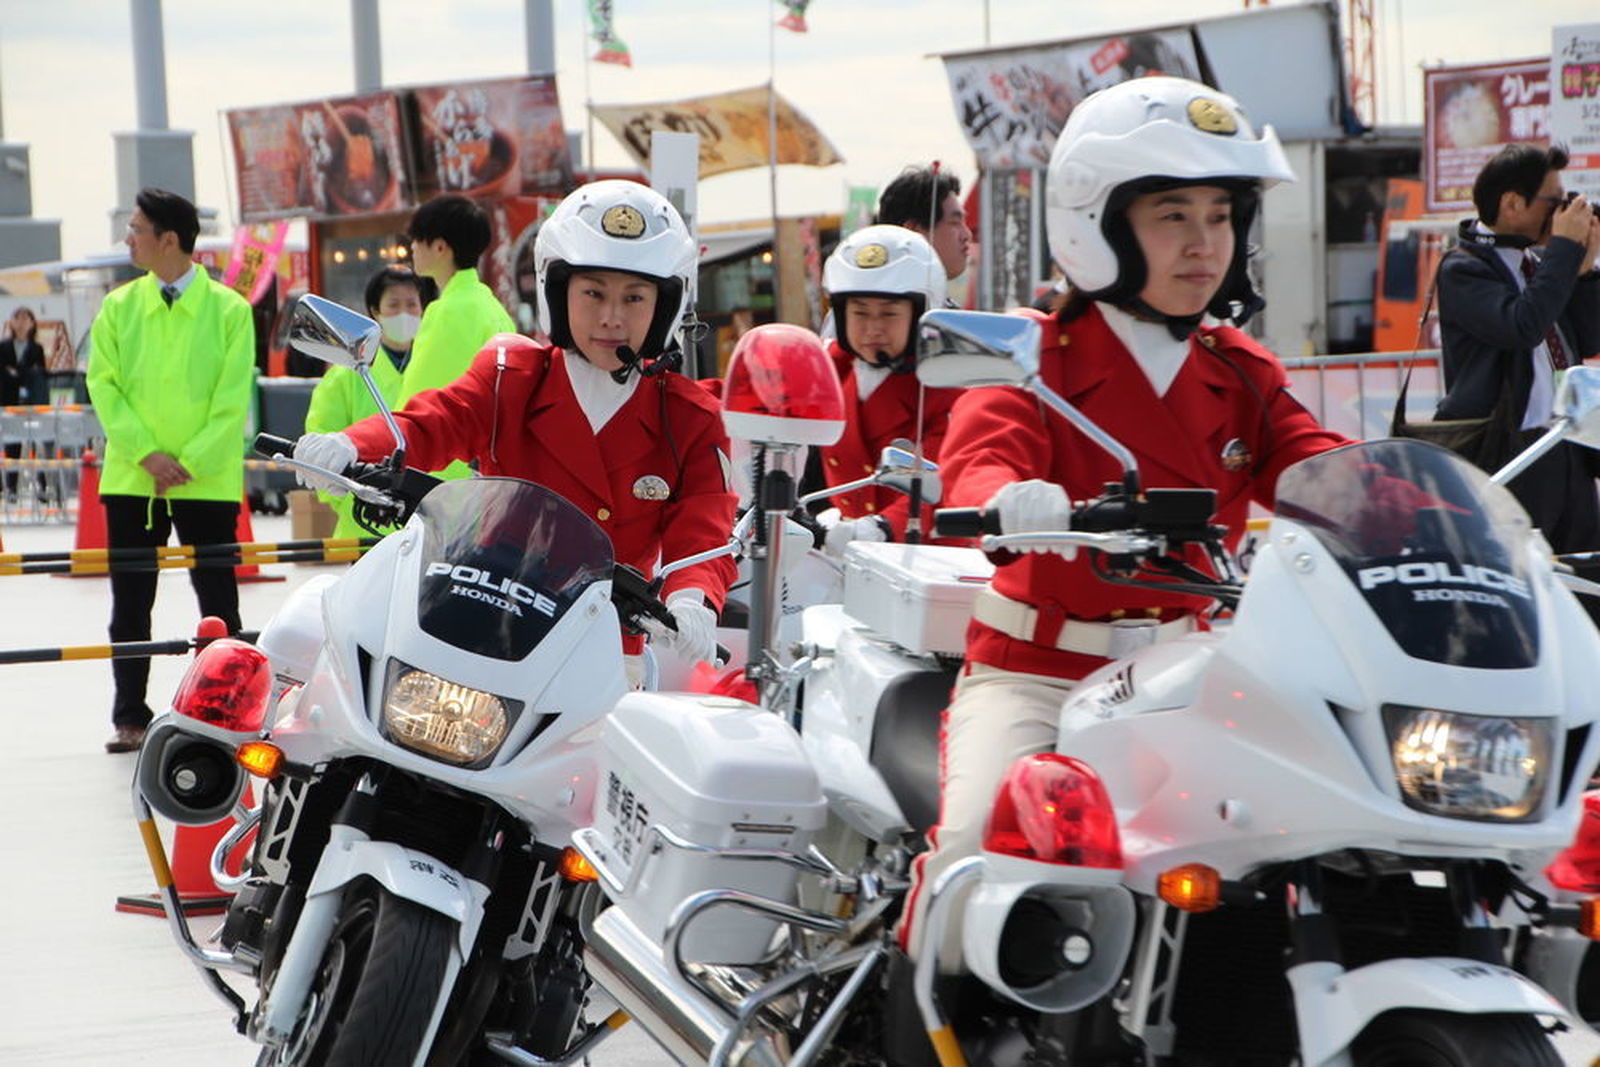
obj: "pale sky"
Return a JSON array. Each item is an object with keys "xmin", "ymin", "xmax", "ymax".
[{"xmin": 1, "ymin": 0, "xmax": 1591, "ymax": 262}]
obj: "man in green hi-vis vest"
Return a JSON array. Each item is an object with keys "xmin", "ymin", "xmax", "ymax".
[{"xmin": 87, "ymin": 188, "xmax": 256, "ymax": 754}]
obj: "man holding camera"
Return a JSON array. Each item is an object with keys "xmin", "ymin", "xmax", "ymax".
[{"xmin": 1436, "ymin": 143, "xmax": 1600, "ymax": 599}]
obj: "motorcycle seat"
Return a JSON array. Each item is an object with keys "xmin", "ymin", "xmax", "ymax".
[{"xmin": 868, "ymin": 666, "xmax": 958, "ymax": 836}]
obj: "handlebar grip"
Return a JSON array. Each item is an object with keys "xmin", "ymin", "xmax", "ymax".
[
  {"xmin": 255, "ymin": 432, "xmax": 298, "ymax": 458},
  {"xmin": 933, "ymin": 508, "xmax": 999, "ymax": 537}
]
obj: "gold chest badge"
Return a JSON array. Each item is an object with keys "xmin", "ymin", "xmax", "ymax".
[
  {"xmin": 601, "ymin": 204, "xmax": 646, "ymax": 238},
  {"xmin": 632, "ymin": 474, "xmax": 671, "ymax": 501},
  {"xmin": 1220, "ymin": 437, "xmax": 1254, "ymax": 472}
]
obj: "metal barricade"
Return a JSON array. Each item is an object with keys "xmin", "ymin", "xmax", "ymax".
[{"xmin": 0, "ymin": 404, "xmax": 100, "ymax": 525}]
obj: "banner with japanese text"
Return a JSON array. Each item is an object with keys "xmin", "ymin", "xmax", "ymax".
[
  {"xmin": 591, "ymin": 85, "xmax": 842, "ymax": 177},
  {"xmin": 1424, "ymin": 59, "xmax": 1550, "ymax": 214},
  {"xmin": 942, "ymin": 29, "xmax": 1201, "ymax": 168},
  {"xmin": 1550, "ymin": 23, "xmax": 1600, "ymax": 202},
  {"xmin": 221, "ymin": 222, "xmax": 290, "ymax": 305}
]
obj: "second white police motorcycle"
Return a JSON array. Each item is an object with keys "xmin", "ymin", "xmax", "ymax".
[{"xmin": 569, "ymin": 310, "xmax": 1600, "ymax": 1066}]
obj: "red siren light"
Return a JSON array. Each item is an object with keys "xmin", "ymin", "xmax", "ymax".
[
  {"xmin": 172, "ymin": 638, "xmax": 273, "ymax": 733},
  {"xmin": 983, "ymin": 753, "xmax": 1123, "ymax": 869},
  {"xmin": 721, "ymin": 323, "xmax": 846, "ymax": 447}
]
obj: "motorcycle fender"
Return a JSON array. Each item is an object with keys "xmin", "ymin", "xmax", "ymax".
[
  {"xmin": 1287, "ymin": 957, "xmax": 1571, "ymax": 1067},
  {"xmin": 306, "ymin": 839, "xmax": 489, "ymax": 957}
]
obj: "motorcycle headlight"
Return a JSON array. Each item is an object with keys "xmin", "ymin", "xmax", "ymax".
[
  {"xmin": 1382, "ymin": 704, "xmax": 1554, "ymax": 822},
  {"xmin": 382, "ymin": 661, "xmax": 511, "ymax": 765}
]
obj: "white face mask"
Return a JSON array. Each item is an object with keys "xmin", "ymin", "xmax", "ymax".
[{"xmin": 379, "ymin": 312, "xmax": 421, "ymax": 346}]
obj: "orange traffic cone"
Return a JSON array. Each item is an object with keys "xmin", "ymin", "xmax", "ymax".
[
  {"xmin": 235, "ymin": 492, "xmax": 285, "ymax": 584},
  {"xmin": 72, "ymin": 448, "xmax": 106, "ymax": 552},
  {"xmin": 116, "ymin": 782, "xmax": 257, "ymax": 917}
]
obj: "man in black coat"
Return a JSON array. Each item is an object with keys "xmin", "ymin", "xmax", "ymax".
[{"xmin": 1436, "ymin": 144, "xmax": 1600, "ymax": 581}]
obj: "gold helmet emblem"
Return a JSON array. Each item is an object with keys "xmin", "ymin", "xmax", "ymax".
[
  {"xmin": 855, "ymin": 243, "xmax": 889, "ymax": 269},
  {"xmin": 1187, "ymin": 97, "xmax": 1238, "ymax": 135},
  {"xmin": 601, "ymin": 204, "xmax": 647, "ymax": 238}
]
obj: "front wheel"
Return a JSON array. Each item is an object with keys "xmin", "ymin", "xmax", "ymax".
[
  {"xmin": 258, "ymin": 878, "xmax": 455, "ymax": 1067},
  {"xmin": 1351, "ymin": 1010, "xmax": 1562, "ymax": 1066}
]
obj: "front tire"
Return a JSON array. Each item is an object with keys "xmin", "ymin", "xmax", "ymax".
[
  {"xmin": 259, "ymin": 878, "xmax": 454, "ymax": 1066},
  {"xmin": 1351, "ymin": 1010, "xmax": 1561, "ymax": 1066}
]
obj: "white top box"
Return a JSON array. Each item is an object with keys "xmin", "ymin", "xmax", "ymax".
[{"xmin": 841, "ymin": 542, "xmax": 994, "ymax": 656}]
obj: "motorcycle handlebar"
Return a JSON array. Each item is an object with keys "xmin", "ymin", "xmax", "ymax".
[
  {"xmin": 255, "ymin": 432, "xmax": 297, "ymax": 458},
  {"xmin": 933, "ymin": 499, "xmax": 1140, "ymax": 539}
]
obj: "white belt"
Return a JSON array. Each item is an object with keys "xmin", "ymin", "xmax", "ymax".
[{"xmin": 972, "ymin": 587, "xmax": 1194, "ymax": 658}]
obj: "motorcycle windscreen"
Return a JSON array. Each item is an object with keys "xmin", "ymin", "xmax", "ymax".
[
  {"xmin": 413, "ymin": 478, "xmax": 614, "ymax": 661},
  {"xmin": 1274, "ymin": 440, "xmax": 1539, "ymax": 669}
]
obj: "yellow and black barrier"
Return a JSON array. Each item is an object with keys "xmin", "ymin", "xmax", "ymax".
[
  {"xmin": 0, "ymin": 537, "xmax": 379, "ymax": 576},
  {"xmin": 0, "ymin": 630, "xmax": 261, "ymax": 666},
  {"xmin": 0, "ymin": 457, "xmax": 299, "ymax": 472}
]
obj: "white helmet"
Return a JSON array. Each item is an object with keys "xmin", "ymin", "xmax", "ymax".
[
  {"xmin": 534, "ymin": 180, "xmax": 697, "ymax": 359},
  {"xmin": 1046, "ymin": 76, "xmax": 1294, "ymax": 321},
  {"xmin": 824, "ymin": 224, "xmax": 946, "ymax": 367}
]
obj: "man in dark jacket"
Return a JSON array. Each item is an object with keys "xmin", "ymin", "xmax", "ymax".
[{"xmin": 1436, "ymin": 144, "xmax": 1600, "ymax": 579}]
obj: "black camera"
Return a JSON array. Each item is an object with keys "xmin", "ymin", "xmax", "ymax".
[{"xmin": 1564, "ymin": 190, "xmax": 1600, "ymax": 218}]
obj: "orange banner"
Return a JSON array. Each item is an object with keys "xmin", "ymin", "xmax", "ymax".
[{"xmin": 591, "ymin": 85, "xmax": 843, "ymax": 177}]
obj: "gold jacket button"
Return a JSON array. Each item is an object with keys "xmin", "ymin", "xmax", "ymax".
[
  {"xmin": 597, "ymin": 507, "xmax": 611, "ymax": 521},
  {"xmin": 827, "ymin": 456, "xmax": 839, "ymax": 467},
  {"xmin": 864, "ymin": 502, "xmax": 876, "ymax": 513}
]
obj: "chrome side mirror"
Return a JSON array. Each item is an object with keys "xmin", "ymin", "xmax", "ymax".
[
  {"xmin": 287, "ymin": 293, "xmax": 382, "ymax": 370},
  {"xmin": 877, "ymin": 439, "xmax": 941, "ymax": 505},
  {"xmin": 916, "ymin": 309, "xmax": 1041, "ymax": 389},
  {"xmin": 1556, "ymin": 366, "xmax": 1600, "ymax": 450}
]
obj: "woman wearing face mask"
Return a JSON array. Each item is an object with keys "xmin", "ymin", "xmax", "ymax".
[{"xmin": 301, "ymin": 266, "xmax": 436, "ymax": 538}]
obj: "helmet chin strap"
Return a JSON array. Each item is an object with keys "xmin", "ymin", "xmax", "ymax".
[{"xmin": 607, "ymin": 344, "xmax": 683, "ymax": 385}]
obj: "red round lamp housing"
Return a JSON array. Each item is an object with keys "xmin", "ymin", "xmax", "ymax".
[
  {"xmin": 984, "ymin": 752, "xmax": 1123, "ymax": 869},
  {"xmin": 721, "ymin": 323, "xmax": 846, "ymax": 447}
]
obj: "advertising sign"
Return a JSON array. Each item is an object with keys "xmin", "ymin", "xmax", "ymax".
[
  {"xmin": 941, "ymin": 28, "xmax": 1201, "ymax": 169},
  {"xmin": 228, "ymin": 92, "xmax": 410, "ymax": 221},
  {"xmin": 1424, "ymin": 59, "xmax": 1550, "ymax": 214},
  {"xmin": 1550, "ymin": 23, "xmax": 1600, "ymax": 202},
  {"xmin": 412, "ymin": 75, "xmax": 573, "ymax": 200}
]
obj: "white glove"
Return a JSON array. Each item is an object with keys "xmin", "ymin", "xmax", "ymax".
[
  {"xmin": 822, "ymin": 513, "xmax": 890, "ymax": 558},
  {"xmin": 292, "ymin": 432, "xmax": 358, "ymax": 495},
  {"xmin": 987, "ymin": 479, "xmax": 1075, "ymax": 556},
  {"xmin": 641, "ymin": 589, "xmax": 720, "ymax": 665}
]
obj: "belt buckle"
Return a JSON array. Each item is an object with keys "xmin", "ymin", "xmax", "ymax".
[{"xmin": 1106, "ymin": 620, "xmax": 1160, "ymax": 659}]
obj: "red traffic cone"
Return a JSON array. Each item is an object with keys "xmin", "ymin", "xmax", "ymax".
[
  {"xmin": 236, "ymin": 492, "xmax": 285, "ymax": 584},
  {"xmin": 73, "ymin": 447, "xmax": 106, "ymax": 551},
  {"xmin": 116, "ymin": 782, "xmax": 257, "ymax": 917}
]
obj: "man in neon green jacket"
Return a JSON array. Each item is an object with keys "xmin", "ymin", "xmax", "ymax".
[
  {"xmin": 87, "ymin": 188, "xmax": 256, "ymax": 754},
  {"xmin": 400, "ymin": 195, "xmax": 515, "ymax": 481},
  {"xmin": 303, "ymin": 265, "xmax": 434, "ymax": 538}
]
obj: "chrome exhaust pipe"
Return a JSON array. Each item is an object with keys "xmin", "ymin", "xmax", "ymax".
[{"xmin": 582, "ymin": 907, "xmax": 785, "ymax": 1067}]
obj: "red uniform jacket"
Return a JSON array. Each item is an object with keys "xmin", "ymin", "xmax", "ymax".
[
  {"xmin": 818, "ymin": 341, "xmax": 959, "ymax": 539},
  {"xmin": 344, "ymin": 336, "xmax": 738, "ymax": 649},
  {"xmin": 941, "ymin": 306, "xmax": 1349, "ymax": 679}
]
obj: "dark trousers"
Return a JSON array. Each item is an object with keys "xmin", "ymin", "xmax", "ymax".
[
  {"xmin": 103, "ymin": 495, "xmax": 242, "ymax": 727},
  {"xmin": 1506, "ymin": 440, "xmax": 1600, "ymax": 624}
]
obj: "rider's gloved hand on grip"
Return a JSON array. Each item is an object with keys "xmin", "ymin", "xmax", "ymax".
[
  {"xmin": 642, "ymin": 589, "xmax": 720, "ymax": 666},
  {"xmin": 821, "ymin": 512, "xmax": 891, "ymax": 558},
  {"xmin": 987, "ymin": 479, "xmax": 1076, "ymax": 557},
  {"xmin": 292, "ymin": 432, "xmax": 358, "ymax": 495}
]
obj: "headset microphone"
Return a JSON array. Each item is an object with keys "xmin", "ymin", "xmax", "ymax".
[
  {"xmin": 609, "ymin": 345, "xmax": 641, "ymax": 384},
  {"xmin": 609, "ymin": 344, "xmax": 683, "ymax": 384}
]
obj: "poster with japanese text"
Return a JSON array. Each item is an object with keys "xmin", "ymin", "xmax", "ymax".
[
  {"xmin": 1424, "ymin": 59, "xmax": 1550, "ymax": 214},
  {"xmin": 228, "ymin": 92, "xmax": 410, "ymax": 221},
  {"xmin": 1550, "ymin": 23, "xmax": 1600, "ymax": 203},
  {"xmin": 412, "ymin": 76, "xmax": 573, "ymax": 200}
]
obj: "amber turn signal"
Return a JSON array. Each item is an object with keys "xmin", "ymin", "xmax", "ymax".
[
  {"xmin": 236, "ymin": 740, "xmax": 285, "ymax": 779},
  {"xmin": 560, "ymin": 846, "xmax": 599, "ymax": 883},
  {"xmin": 1157, "ymin": 863, "xmax": 1222, "ymax": 912},
  {"xmin": 1579, "ymin": 898, "xmax": 1600, "ymax": 940}
]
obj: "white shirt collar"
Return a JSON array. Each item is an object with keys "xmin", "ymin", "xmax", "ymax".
[
  {"xmin": 164, "ymin": 264, "xmax": 199, "ymax": 297},
  {"xmin": 1097, "ymin": 303, "xmax": 1191, "ymax": 397},
  {"xmin": 563, "ymin": 351, "xmax": 639, "ymax": 434}
]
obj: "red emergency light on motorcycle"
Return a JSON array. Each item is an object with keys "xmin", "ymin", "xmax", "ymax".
[
  {"xmin": 984, "ymin": 753, "xmax": 1123, "ymax": 869},
  {"xmin": 173, "ymin": 631, "xmax": 273, "ymax": 733},
  {"xmin": 720, "ymin": 323, "xmax": 846, "ymax": 447}
]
